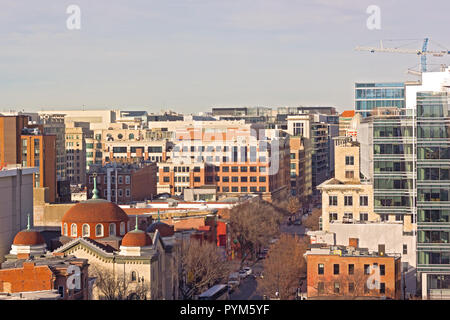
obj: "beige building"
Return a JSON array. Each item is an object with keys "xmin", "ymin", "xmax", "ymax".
[
  {"xmin": 289, "ymin": 136, "xmax": 312, "ymax": 202},
  {"xmin": 318, "ymin": 137, "xmax": 377, "ymax": 231},
  {"xmin": 0, "ymin": 166, "xmax": 38, "ymax": 263},
  {"xmin": 65, "ymin": 123, "xmax": 89, "ymax": 186}
]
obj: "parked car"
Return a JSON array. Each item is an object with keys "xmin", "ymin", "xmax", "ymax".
[
  {"xmin": 228, "ymin": 272, "xmax": 240, "ymax": 291},
  {"xmin": 238, "ymin": 270, "xmax": 247, "ymax": 278},
  {"xmin": 243, "ymin": 267, "xmax": 252, "ymax": 276}
]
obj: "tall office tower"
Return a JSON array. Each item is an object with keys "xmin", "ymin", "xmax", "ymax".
[
  {"xmin": 416, "ymin": 91, "xmax": 450, "ymax": 299},
  {"xmin": 355, "ymin": 82, "xmax": 405, "ymax": 118},
  {"xmin": 358, "ymin": 67, "xmax": 450, "ymax": 299}
]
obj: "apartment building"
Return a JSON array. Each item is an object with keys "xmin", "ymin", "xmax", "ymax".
[
  {"xmin": 87, "ymin": 162, "xmax": 157, "ymax": 204},
  {"xmin": 65, "ymin": 123, "xmax": 89, "ymax": 186},
  {"xmin": 305, "ymin": 241, "xmax": 402, "ymax": 299},
  {"xmin": 20, "ymin": 127, "xmax": 57, "ymax": 203},
  {"xmin": 164, "ymin": 124, "xmax": 289, "ymax": 202},
  {"xmin": 318, "ymin": 137, "xmax": 378, "ymax": 232},
  {"xmin": 289, "ymin": 136, "xmax": 312, "ymax": 202}
]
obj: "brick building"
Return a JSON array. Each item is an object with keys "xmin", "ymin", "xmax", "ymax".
[
  {"xmin": 20, "ymin": 126, "xmax": 57, "ymax": 203},
  {"xmin": 86, "ymin": 162, "xmax": 157, "ymax": 204},
  {"xmin": 305, "ymin": 239, "xmax": 402, "ymax": 299}
]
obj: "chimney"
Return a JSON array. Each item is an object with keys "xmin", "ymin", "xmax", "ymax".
[
  {"xmin": 22, "ymin": 261, "xmax": 35, "ymax": 270},
  {"xmin": 348, "ymin": 238, "xmax": 358, "ymax": 249},
  {"xmin": 378, "ymin": 244, "xmax": 386, "ymax": 256}
]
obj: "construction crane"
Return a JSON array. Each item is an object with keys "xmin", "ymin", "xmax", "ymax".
[{"xmin": 355, "ymin": 38, "xmax": 450, "ymax": 74}]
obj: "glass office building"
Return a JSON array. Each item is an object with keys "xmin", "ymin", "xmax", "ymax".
[
  {"xmin": 416, "ymin": 91, "xmax": 450, "ymax": 299},
  {"xmin": 355, "ymin": 82, "xmax": 405, "ymax": 118}
]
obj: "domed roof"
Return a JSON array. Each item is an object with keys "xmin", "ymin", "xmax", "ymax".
[
  {"xmin": 63, "ymin": 199, "xmax": 129, "ymax": 223},
  {"xmin": 146, "ymin": 221, "xmax": 175, "ymax": 237},
  {"xmin": 121, "ymin": 230, "xmax": 152, "ymax": 247},
  {"xmin": 13, "ymin": 230, "xmax": 45, "ymax": 246}
]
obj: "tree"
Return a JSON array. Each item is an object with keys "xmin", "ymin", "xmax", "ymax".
[
  {"xmin": 90, "ymin": 265, "xmax": 149, "ymax": 300},
  {"xmin": 228, "ymin": 199, "xmax": 282, "ymax": 267},
  {"xmin": 257, "ymin": 234, "xmax": 308, "ymax": 300},
  {"xmin": 303, "ymin": 208, "xmax": 322, "ymax": 231},
  {"xmin": 176, "ymin": 238, "xmax": 230, "ymax": 299},
  {"xmin": 286, "ymin": 197, "xmax": 301, "ymax": 218}
]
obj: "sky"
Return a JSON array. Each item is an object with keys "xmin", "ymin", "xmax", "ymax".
[{"xmin": 0, "ymin": 0, "xmax": 449, "ymax": 114}]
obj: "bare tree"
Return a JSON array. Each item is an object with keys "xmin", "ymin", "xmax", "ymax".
[
  {"xmin": 90, "ymin": 265, "xmax": 149, "ymax": 300},
  {"xmin": 175, "ymin": 238, "xmax": 230, "ymax": 299},
  {"xmin": 228, "ymin": 199, "xmax": 282, "ymax": 267},
  {"xmin": 257, "ymin": 234, "xmax": 308, "ymax": 300},
  {"xmin": 303, "ymin": 208, "xmax": 322, "ymax": 231}
]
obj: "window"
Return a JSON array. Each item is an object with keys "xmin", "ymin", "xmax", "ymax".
[
  {"xmin": 380, "ymin": 282, "xmax": 385, "ymax": 294},
  {"xmin": 344, "ymin": 196, "xmax": 353, "ymax": 206},
  {"xmin": 348, "ymin": 282, "xmax": 355, "ymax": 294},
  {"xmin": 259, "ymin": 187, "xmax": 266, "ymax": 192},
  {"xmin": 396, "ymin": 214, "xmax": 404, "ymax": 221},
  {"xmin": 163, "ymin": 176, "xmax": 170, "ymax": 183},
  {"xmin": 259, "ymin": 176, "xmax": 266, "ymax": 182},
  {"xmin": 334, "ymin": 282, "xmax": 340, "ymax": 294},
  {"xmin": 345, "ymin": 171, "xmax": 354, "ymax": 179},
  {"xmin": 241, "ymin": 187, "xmax": 248, "ymax": 192},
  {"xmin": 71, "ymin": 223, "xmax": 77, "ymax": 237},
  {"xmin": 329, "ymin": 196, "xmax": 338, "ymax": 206},
  {"xmin": 360, "ymin": 213, "xmax": 368, "ymax": 221},
  {"xmin": 120, "ymin": 222, "xmax": 126, "ymax": 235},
  {"xmin": 222, "ymin": 166, "xmax": 229, "ymax": 172},
  {"xmin": 241, "ymin": 177, "xmax": 247, "ymax": 182},
  {"xmin": 360, "ymin": 195, "xmax": 369, "ymax": 206},
  {"xmin": 222, "ymin": 186, "xmax": 229, "ymax": 192},
  {"xmin": 329, "ymin": 213, "xmax": 338, "ymax": 222},
  {"xmin": 240, "ymin": 166, "xmax": 248, "ymax": 172},
  {"xmin": 96, "ymin": 224, "xmax": 104, "ymax": 237},
  {"xmin": 403, "ymin": 244, "xmax": 407, "ymax": 255},
  {"xmin": 333, "ymin": 264, "xmax": 340, "ymax": 275},
  {"xmin": 348, "ymin": 264, "xmax": 354, "ymax": 275},
  {"xmin": 194, "ymin": 177, "xmax": 201, "ymax": 182},
  {"xmin": 231, "ymin": 166, "xmax": 239, "ymax": 172},
  {"xmin": 250, "ymin": 176, "xmax": 257, "ymax": 182},
  {"xmin": 344, "ymin": 213, "xmax": 353, "ymax": 221},
  {"xmin": 125, "ymin": 176, "xmax": 131, "ymax": 184},
  {"xmin": 231, "ymin": 177, "xmax": 238, "ymax": 182},
  {"xmin": 118, "ymin": 176, "xmax": 123, "ymax": 184},
  {"xmin": 364, "ymin": 264, "xmax": 370, "ymax": 275},
  {"xmin": 380, "ymin": 264, "xmax": 385, "ymax": 276},
  {"xmin": 131, "ymin": 271, "xmax": 137, "ymax": 282},
  {"xmin": 232, "ymin": 187, "xmax": 238, "ymax": 192},
  {"xmin": 318, "ymin": 263, "xmax": 324, "ymax": 275},
  {"xmin": 109, "ymin": 223, "xmax": 116, "ymax": 236},
  {"xmin": 82, "ymin": 224, "xmax": 90, "ymax": 237},
  {"xmin": 250, "ymin": 166, "xmax": 257, "ymax": 172},
  {"xmin": 222, "ymin": 176, "xmax": 229, "ymax": 182},
  {"xmin": 58, "ymin": 286, "xmax": 64, "ymax": 298},
  {"xmin": 345, "ymin": 156, "xmax": 354, "ymax": 165},
  {"xmin": 126, "ymin": 189, "xmax": 131, "ymax": 197},
  {"xmin": 63, "ymin": 223, "xmax": 68, "ymax": 236}
]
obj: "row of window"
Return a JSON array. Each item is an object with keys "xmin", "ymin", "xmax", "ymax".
[
  {"xmin": 329, "ymin": 212, "xmax": 368, "ymax": 222},
  {"xmin": 173, "ymin": 186, "xmax": 267, "ymax": 193},
  {"xmin": 162, "ymin": 166, "xmax": 268, "ymax": 173},
  {"xmin": 63, "ymin": 222, "xmax": 128, "ymax": 237},
  {"xmin": 317, "ymin": 281, "xmax": 386, "ymax": 295},
  {"xmin": 329, "ymin": 195, "xmax": 369, "ymax": 206},
  {"xmin": 318, "ymin": 263, "xmax": 386, "ymax": 276},
  {"xmin": 89, "ymin": 175, "xmax": 131, "ymax": 184}
]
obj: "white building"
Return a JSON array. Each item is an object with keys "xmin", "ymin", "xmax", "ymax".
[{"xmin": 0, "ymin": 166, "xmax": 38, "ymax": 263}]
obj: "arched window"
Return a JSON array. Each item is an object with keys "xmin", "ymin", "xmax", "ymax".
[
  {"xmin": 95, "ymin": 224, "xmax": 104, "ymax": 237},
  {"xmin": 109, "ymin": 223, "xmax": 116, "ymax": 236},
  {"xmin": 120, "ymin": 222, "xmax": 126, "ymax": 235},
  {"xmin": 131, "ymin": 271, "xmax": 137, "ymax": 282},
  {"xmin": 129, "ymin": 133, "xmax": 134, "ymax": 140},
  {"xmin": 82, "ymin": 224, "xmax": 90, "ymax": 237},
  {"xmin": 71, "ymin": 223, "xmax": 77, "ymax": 237},
  {"xmin": 63, "ymin": 223, "xmax": 68, "ymax": 236},
  {"xmin": 127, "ymin": 221, "xmax": 130, "ymax": 232}
]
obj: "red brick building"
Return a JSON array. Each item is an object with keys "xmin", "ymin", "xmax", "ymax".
[
  {"xmin": 87, "ymin": 162, "xmax": 157, "ymax": 204},
  {"xmin": 305, "ymin": 240, "xmax": 402, "ymax": 299}
]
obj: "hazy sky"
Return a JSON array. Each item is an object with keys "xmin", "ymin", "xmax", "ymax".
[{"xmin": 1, "ymin": 0, "xmax": 449, "ymax": 114}]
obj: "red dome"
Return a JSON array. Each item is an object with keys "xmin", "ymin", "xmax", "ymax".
[
  {"xmin": 13, "ymin": 230, "xmax": 45, "ymax": 246},
  {"xmin": 121, "ymin": 230, "xmax": 152, "ymax": 247},
  {"xmin": 62, "ymin": 199, "xmax": 129, "ymax": 223}
]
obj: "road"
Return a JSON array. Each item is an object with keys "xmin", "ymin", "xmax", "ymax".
[{"xmin": 229, "ymin": 210, "xmax": 310, "ymax": 300}]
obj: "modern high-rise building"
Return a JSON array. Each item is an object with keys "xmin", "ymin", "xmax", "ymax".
[
  {"xmin": 357, "ymin": 67, "xmax": 450, "ymax": 299},
  {"xmin": 355, "ymin": 82, "xmax": 405, "ymax": 118}
]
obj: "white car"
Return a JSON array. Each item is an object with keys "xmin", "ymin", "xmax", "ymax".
[{"xmin": 243, "ymin": 267, "xmax": 252, "ymax": 276}]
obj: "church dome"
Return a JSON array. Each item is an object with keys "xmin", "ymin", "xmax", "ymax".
[
  {"xmin": 122, "ymin": 230, "xmax": 152, "ymax": 247},
  {"xmin": 13, "ymin": 230, "xmax": 45, "ymax": 246},
  {"xmin": 62, "ymin": 199, "xmax": 129, "ymax": 223}
]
